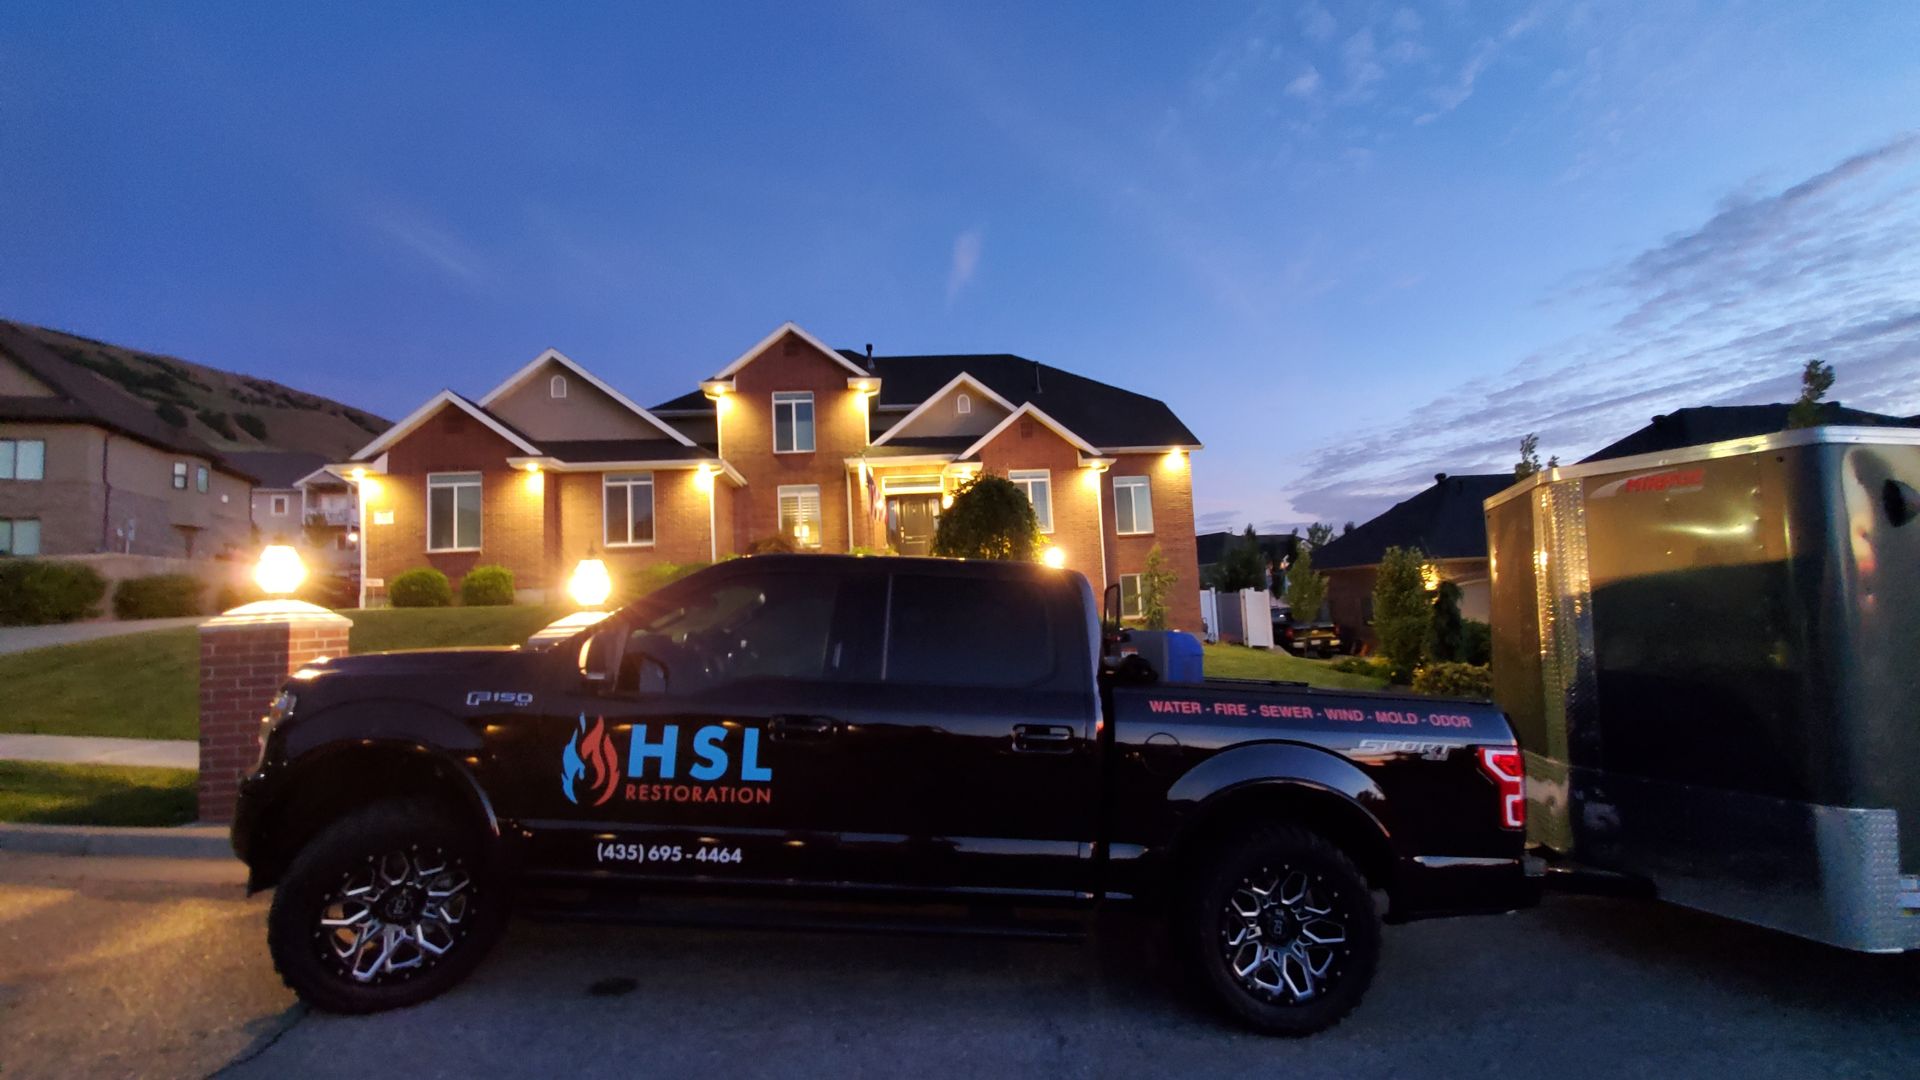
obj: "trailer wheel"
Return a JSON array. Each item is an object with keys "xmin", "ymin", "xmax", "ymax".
[
  {"xmin": 1180, "ymin": 824, "xmax": 1380, "ymax": 1036},
  {"xmin": 267, "ymin": 798, "xmax": 506, "ymax": 1014}
]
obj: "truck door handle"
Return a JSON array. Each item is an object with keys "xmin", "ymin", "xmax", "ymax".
[
  {"xmin": 768, "ymin": 715, "xmax": 836, "ymax": 741},
  {"xmin": 1012, "ymin": 724, "xmax": 1076, "ymax": 753}
]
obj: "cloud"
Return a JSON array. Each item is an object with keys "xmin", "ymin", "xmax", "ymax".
[
  {"xmin": 1284, "ymin": 66, "xmax": 1322, "ymax": 98},
  {"xmin": 1390, "ymin": 7, "xmax": 1423, "ymax": 36},
  {"xmin": 371, "ymin": 208, "xmax": 489, "ymax": 286},
  {"xmin": 1275, "ymin": 133, "xmax": 1920, "ymax": 525},
  {"xmin": 1415, "ymin": 7, "xmax": 1543, "ymax": 124},
  {"xmin": 1299, "ymin": 4, "xmax": 1336, "ymax": 44},
  {"xmin": 946, "ymin": 227, "xmax": 983, "ymax": 305},
  {"xmin": 1341, "ymin": 28, "xmax": 1386, "ymax": 99}
]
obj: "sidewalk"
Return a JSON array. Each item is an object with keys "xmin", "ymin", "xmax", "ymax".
[
  {"xmin": 0, "ymin": 733, "xmax": 197, "ymax": 769},
  {"xmin": 0, "ymin": 615, "xmax": 208, "ymax": 656}
]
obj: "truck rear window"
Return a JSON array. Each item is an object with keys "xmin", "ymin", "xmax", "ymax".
[{"xmin": 886, "ymin": 574, "xmax": 1056, "ymax": 688}]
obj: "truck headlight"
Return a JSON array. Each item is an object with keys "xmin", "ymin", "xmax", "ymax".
[{"xmin": 259, "ymin": 690, "xmax": 298, "ymax": 751}]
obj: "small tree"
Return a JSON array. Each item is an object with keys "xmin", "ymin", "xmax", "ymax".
[
  {"xmin": 932, "ymin": 475, "xmax": 1041, "ymax": 561},
  {"xmin": 1285, "ymin": 544, "xmax": 1329, "ymax": 624},
  {"xmin": 1427, "ymin": 579, "xmax": 1464, "ymax": 662},
  {"xmin": 1786, "ymin": 359, "xmax": 1836, "ymax": 429},
  {"xmin": 1213, "ymin": 524, "xmax": 1266, "ymax": 592},
  {"xmin": 1139, "ymin": 544, "xmax": 1178, "ymax": 629},
  {"xmin": 1372, "ymin": 546, "xmax": 1431, "ymax": 682},
  {"xmin": 1305, "ymin": 521, "xmax": 1334, "ymax": 549},
  {"xmin": 1514, "ymin": 433, "xmax": 1560, "ymax": 479},
  {"xmin": 1341, "ymin": 521, "xmax": 1355, "ymax": 536}
]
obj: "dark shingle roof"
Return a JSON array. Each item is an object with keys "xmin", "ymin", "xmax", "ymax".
[
  {"xmin": 650, "ymin": 351, "xmax": 1199, "ymax": 451},
  {"xmin": 224, "ymin": 450, "xmax": 328, "ymax": 489},
  {"xmin": 1312, "ymin": 473, "xmax": 1512, "ymax": 570},
  {"xmin": 0, "ymin": 320, "xmax": 258, "ymax": 481},
  {"xmin": 1581, "ymin": 403, "xmax": 1920, "ymax": 463}
]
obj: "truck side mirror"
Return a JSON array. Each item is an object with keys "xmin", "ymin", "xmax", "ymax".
[
  {"xmin": 1102, "ymin": 582, "xmax": 1122, "ymax": 634},
  {"xmin": 579, "ymin": 628, "xmax": 628, "ymax": 691}
]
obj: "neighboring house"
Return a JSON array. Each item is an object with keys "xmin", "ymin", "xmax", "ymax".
[
  {"xmin": 1579, "ymin": 403, "xmax": 1919, "ymax": 462},
  {"xmin": 0, "ymin": 321, "xmax": 255, "ymax": 558},
  {"xmin": 228, "ymin": 450, "xmax": 359, "ymax": 577},
  {"xmin": 1196, "ymin": 530, "xmax": 1300, "ymax": 593},
  {"xmin": 1313, "ymin": 473, "xmax": 1511, "ymax": 650},
  {"xmin": 346, "ymin": 322, "xmax": 1204, "ymax": 626}
]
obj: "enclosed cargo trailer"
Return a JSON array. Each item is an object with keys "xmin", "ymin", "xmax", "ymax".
[{"xmin": 1485, "ymin": 426, "xmax": 1920, "ymax": 951}]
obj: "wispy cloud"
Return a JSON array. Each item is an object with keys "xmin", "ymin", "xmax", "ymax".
[
  {"xmin": 1415, "ymin": 7, "xmax": 1543, "ymax": 124},
  {"xmin": 1277, "ymin": 133, "xmax": 1920, "ymax": 524},
  {"xmin": 371, "ymin": 208, "xmax": 490, "ymax": 287},
  {"xmin": 1284, "ymin": 66, "xmax": 1322, "ymax": 98},
  {"xmin": 1299, "ymin": 3, "xmax": 1336, "ymax": 44},
  {"xmin": 946, "ymin": 227, "xmax": 984, "ymax": 305}
]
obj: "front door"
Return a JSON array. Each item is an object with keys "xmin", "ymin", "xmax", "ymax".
[{"xmin": 887, "ymin": 494, "xmax": 940, "ymax": 556}]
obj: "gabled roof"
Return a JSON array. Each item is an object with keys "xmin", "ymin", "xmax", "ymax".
[
  {"xmin": 349, "ymin": 390, "xmax": 544, "ymax": 461},
  {"xmin": 1197, "ymin": 531, "xmax": 1301, "ymax": 567},
  {"xmin": 869, "ymin": 372, "xmax": 1019, "ymax": 446},
  {"xmin": 711, "ymin": 322, "xmax": 871, "ymax": 380},
  {"xmin": 956, "ymin": 402, "xmax": 1100, "ymax": 459},
  {"xmin": 477, "ymin": 347, "xmax": 694, "ymax": 447},
  {"xmin": 532, "ymin": 439, "xmax": 712, "ymax": 464},
  {"xmin": 224, "ymin": 450, "xmax": 329, "ymax": 489},
  {"xmin": 1580, "ymin": 403, "xmax": 1920, "ymax": 463},
  {"xmin": 0, "ymin": 320, "xmax": 258, "ymax": 481},
  {"xmin": 1313, "ymin": 473, "xmax": 1512, "ymax": 570}
]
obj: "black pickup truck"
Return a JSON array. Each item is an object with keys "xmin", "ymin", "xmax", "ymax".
[{"xmin": 233, "ymin": 555, "xmax": 1529, "ymax": 1035}]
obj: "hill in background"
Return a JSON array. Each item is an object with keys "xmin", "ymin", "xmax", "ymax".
[{"xmin": 8, "ymin": 321, "xmax": 388, "ymax": 460}]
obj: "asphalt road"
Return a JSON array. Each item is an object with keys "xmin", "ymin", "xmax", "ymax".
[{"xmin": 3, "ymin": 852, "xmax": 1918, "ymax": 1080}]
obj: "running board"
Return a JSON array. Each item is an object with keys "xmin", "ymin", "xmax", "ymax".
[
  {"xmin": 1526, "ymin": 855, "xmax": 1656, "ymax": 899},
  {"xmin": 518, "ymin": 890, "xmax": 1091, "ymax": 941}
]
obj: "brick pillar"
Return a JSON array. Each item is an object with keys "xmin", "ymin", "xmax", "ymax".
[{"xmin": 198, "ymin": 601, "xmax": 352, "ymax": 823}]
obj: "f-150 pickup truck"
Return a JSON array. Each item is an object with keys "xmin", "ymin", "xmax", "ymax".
[{"xmin": 233, "ymin": 554, "xmax": 1529, "ymax": 1035}]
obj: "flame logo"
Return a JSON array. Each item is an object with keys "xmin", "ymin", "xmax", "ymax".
[{"xmin": 561, "ymin": 714, "xmax": 620, "ymax": 806}]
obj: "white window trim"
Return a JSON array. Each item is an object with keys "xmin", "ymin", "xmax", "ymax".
[
  {"xmin": 196, "ymin": 465, "xmax": 209, "ymax": 493},
  {"xmin": 270, "ymin": 495, "xmax": 289, "ymax": 516},
  {"xmin": 172, "ymin": 461, "xmax": 188, "ymax": 490},
  {"xmin": 550, "ymin": 373, "xmax": 567, "ymax": 398},
  {"xmin": 602, "ymin": 472, "xmax": 657, "ymax": 548},
  {"xmin": 772, "ymin": 391, "xmax": 816, "ymax": 454},
  {"xmin": 426, "ymin": 471, "xmax": 483, "ymax": 553},
  {"xmin": 778, "ymin": 483, "xmax": 824, "ymax": 549},
  {"xmin": 0, "ymin": 439, "xmax": 45, "ymax": 482},
  {"xmin": 1119, "ymin": 572, "xmax": 1145, "ymax": 618},
  {"xmin": 1113, "ymin": 475, "xmax": 1154, "ymax": 536},
  {"xmin": 956, "ymin": 393, "xmax": 971, "ymax": 416},
  {"xmin": 1009, "ymin": 469, "xmax": 1054, "ymax": 534}
]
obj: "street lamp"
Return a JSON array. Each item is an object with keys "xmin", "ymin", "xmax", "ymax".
[
  {"xmin": 568, "ymin": 554, "xmax": 613, "ymax": 609},
  {"xmin": 255, "ymin": 544, "xmax": 308, "ymax": 597},
  {"xmin": 1041, "ymin": 546, "xmax": 1067, "ymax": 569}
]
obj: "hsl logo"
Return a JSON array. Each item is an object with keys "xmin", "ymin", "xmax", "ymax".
[
  {"xmin": 560, "ymin": 715, "xmax": 620, "ymax": 806},
  {"xmin": 561, "ymin": 717, "xmax": 774, "ymax": 805}
]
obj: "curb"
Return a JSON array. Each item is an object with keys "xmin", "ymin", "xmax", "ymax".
[{"xmin": 0, "ymin": 822, "xmax": 232, "ymax": 860}]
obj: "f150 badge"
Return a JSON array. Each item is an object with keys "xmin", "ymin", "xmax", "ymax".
[
  {"xmin": 468, "ymin": 690, "xmax": 534, "ymax": 707},
  {"xmin": 562, "ymin": 715, "xmax": 774, "ymax": 807}
]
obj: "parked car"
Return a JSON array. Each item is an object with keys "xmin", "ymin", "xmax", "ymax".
[
  {"xmin": 233, "ymin": 555, "xmax": 1531, "ymax": 1035},
  {"xmin": 1274, "ymin": 608, "xmax": 1344, "ymax": 658}
]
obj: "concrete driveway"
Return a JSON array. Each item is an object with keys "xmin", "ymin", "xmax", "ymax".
[
  {"xmin": 3, "ymin": 851, "xmax": 1917, "ymax": 1079},
  {"xmin": 0, "ymin": 616, "xmax": 206, "ymax": 656}
]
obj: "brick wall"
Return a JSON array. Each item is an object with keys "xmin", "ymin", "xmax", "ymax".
[
  {"xmin": 363, "ymin": 406, "xmax": 546, "ymax": 600},
  {"xmin": 971, "ymin": 420, "xmax": 1106, "ymax": 590},
  {"xmin": 554, "ymin": 467, "xmax": 717, "ymax": 576},
  {"xmin": 720, "ymin": 330, "xmax": 869, "ymax": 551},
  {"xmin": 198, "ymin": 611, "xmax": 351, "ymax": 822},
  {"xmin": 1104, "ymin": 451, "xmax": 1203, "ymax": 632}
]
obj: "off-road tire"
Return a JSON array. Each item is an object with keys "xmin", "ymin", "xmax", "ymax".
[
  {"xmin": 1179, "ymin": 824, "xmax": 1380, "ymax": 1036},
  {"xmin": 267, "ymin": 798, "xmax": 506, "ymax": 1014}
]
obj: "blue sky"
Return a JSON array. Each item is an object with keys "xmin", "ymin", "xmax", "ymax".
[{"xmin": 3, "ymin": 1, "xmax": 1917, "ymax": 529}]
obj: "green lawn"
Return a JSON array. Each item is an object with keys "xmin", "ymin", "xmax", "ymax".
[
  {"xmin": 1202, "ymin": 643, "xmax": 1390, "ymax": 691},
  {"xmin": 0, "ymin": 761, "xmax": 198, "ymax": 825},
  {"xmin": 0, "ymin": 605, "xmax": 567, "ymax": 742}
]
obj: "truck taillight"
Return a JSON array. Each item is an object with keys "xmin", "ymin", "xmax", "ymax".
[{"xmin": 1476, "ymin": 747, "xmax": 1525, "ymax": 830}]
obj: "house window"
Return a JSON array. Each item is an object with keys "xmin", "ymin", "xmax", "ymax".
[
  {"xmin": 1009, "ymin": 469, "xmax": 1053, "ymax": 533},
  {"xmin": 196, "ymin": 465, "xmax": 209, "ymax": 493},
  {"xmin": 270, "ymin": 495, "xmax": 289, "ymax": 516},
  {"xmin": 778, "ymin": 484, "xmax": 823, "ymax": 548},
  {"xmin": 550, "ymin": 374, "xmax": 567, "ymax": 398},
  {"xmin": 1113, "ymin": 475, "xmax": 1153, "ymax": 535},
  {"xmin": 0, "ymin": 439, "xmax": 45, "ymax": 481},
  {"xmin": 603, "ymin": 473, "xmax": 656, "ymax": 547},
  {"xmin": 427, "ymin": 472, "xmax": 482, "ymax": 552},
  {"xmin": 956, "ymin": 393, "xmax": 971, "ymax": 416},
  {"xmin": 0, "ymin": 519, "xmax": 41, "ymax": 555},
  {"xmin": 1119, "ymin": 573, "xmax": 1144, "ymax": 619},
  {"xmin": 772, "ymin": 392, "xmax": 815, "ymax": 453},
  {"xmin": 172, "ymin": 462, "xmax": 188, "ymax": 490}
]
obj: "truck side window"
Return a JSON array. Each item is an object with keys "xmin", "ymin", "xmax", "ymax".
[
  {"xmin": 620, "ymin": 572, "xmax": 845, "ymax": 693},
  {"xmin": 886, "ymin": 573, "xmax": 1056, "ymax": 688}
]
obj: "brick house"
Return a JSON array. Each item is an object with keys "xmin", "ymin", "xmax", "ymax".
[{"xmin": 344, "ymin": 323, "xmax": 1203, "ymax": 628}]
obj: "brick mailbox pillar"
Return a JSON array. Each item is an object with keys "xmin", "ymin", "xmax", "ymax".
[{"xmin": 198, "ymin": 601, "xmax": 352, "ymax": 823}]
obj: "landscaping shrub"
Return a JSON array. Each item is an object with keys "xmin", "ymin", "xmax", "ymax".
[
  {"xmin": 933, "ymin": 475, "xmax": 1041, "ymax": 561},
  {"xmin": 745, "ymin": 534, "xmax": 796, "ymax": 555},
  {"xmin": 1427, "ymin": 580, "xmax": 1465, "ymax": 661},
  {"xmin": 1371, "ymin": 546, "xmax": 1432, "ymax": 683},
  {"xmin": 459, "ymin": 565, "xmax": 515, "ymax": 606},
  {"xmin": 214, "ymin": 582, "xmax": 259, "ymax": 612},
  {"xmin": 1412, "ymin": 662, "xmax": 1493, "ymax": 699},
  {"xmin": 1460, "ymin": 618, "xmax": 1493, "ymax": 667},
  {"xmin": 618, "ymin": 561, "xmax": 708, "ymax": 601},
  {"xmin": 1329, "ymin": 655, "xmax": 1396, "ymax": 680},
  {"xmin": 111, "ymin": 574, "xmax": 204, "ymax": 619},
  {"xmin": 0, "ymin": 560, "xmax": 108, "ymax": 625},
  {"xmin": 389, "ymin": 567, "xmax": 453, "ymax": 608}
]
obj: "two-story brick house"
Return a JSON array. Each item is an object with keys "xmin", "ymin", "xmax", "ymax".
[{"xmin": 345, "ymin": 323, "xmax": 1203, "ymax": 628}]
